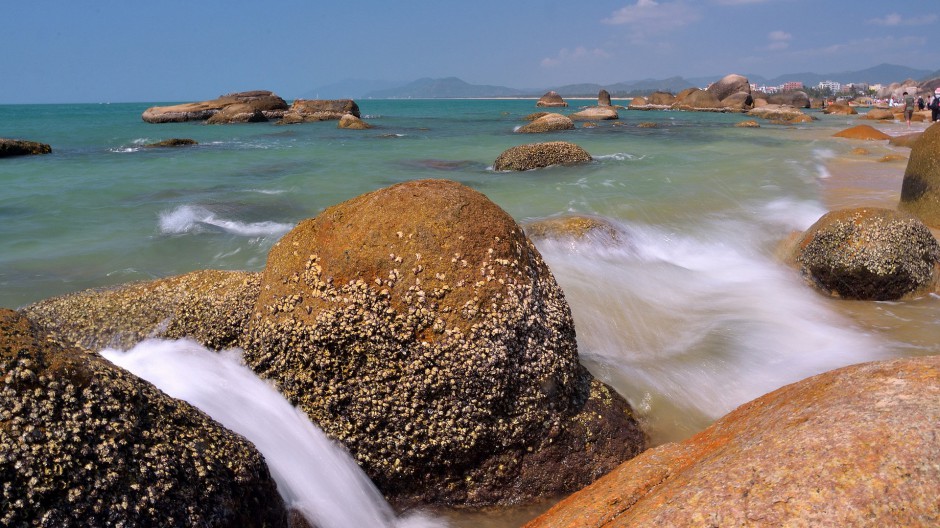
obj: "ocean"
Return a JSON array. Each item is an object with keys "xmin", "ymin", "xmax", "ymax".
[{"xmin": 1, "ymin": 99, "xmax": 937, "ymax": 526}]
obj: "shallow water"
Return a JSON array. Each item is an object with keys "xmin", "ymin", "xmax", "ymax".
[{"xmin": 2, "ymin": 100, "xmax": 938, "ymax": 526}]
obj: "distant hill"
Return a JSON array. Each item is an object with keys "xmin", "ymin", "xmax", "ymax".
[
  {"xmin": 363, "ymin": 77, "xmax": 527, "ymax": 98},
  {"xmin": 310, "ymin": 64, "xmax": 935, "ymax": 99}
]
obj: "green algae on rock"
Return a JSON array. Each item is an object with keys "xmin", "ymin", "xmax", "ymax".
[
  {"xmin": 22, "ymin": 270, "xmax": 261, "ymax": 352},
  {"xmin": 789, "ymin": 207, "xmax": 940, "ymax": 300},
  {"xmin": 0, "ymin": 309, "xmax": 288, "ymax": 528},
  {"xmin": 493, "ymin": 141, "xmax": 592, "ymax": 171},
  {"xmin": 243, "ymin": 179, "xmax": 645, "ymax": 506}
]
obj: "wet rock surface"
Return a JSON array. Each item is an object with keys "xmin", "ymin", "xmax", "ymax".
[
  {"xmin": 22, "ymin": 270, "xmax": 261, "ymax": 352},
  {"xmin": 833, "ymin": 124, "xmax": 891, "ymax": 140},
  {"xmin": 527, "ymin": 355, "xmax": 940, "ymax": 528},
  {"xmin": 789, "ymin": 207, "xmax": 940, "ymax": 300},
  {"xmin": 493, "ymin": 141, "xmax": 591, "ymax": 171},
  {"xmin": 0, "ymin": 309, "xmax": 288, "ymax": 527},
  {"xmin": 0, "ymin": 138, "xmax": 52, "ymax": 157},
  {"xmin": 900, "ymin": 122, "xmax": 940, "ymax": 227},
  {"xmin": 516, "ymin": 113, "xmax": 574, "ymax": 134},
  {"xmin": 242, "ymin": 179, "xmax": 645, "ymax": 506}
]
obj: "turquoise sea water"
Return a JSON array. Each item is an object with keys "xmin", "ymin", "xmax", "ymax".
[{"xmin": 2, "ymin": 100, "xmax": 938, "ymax": 525}]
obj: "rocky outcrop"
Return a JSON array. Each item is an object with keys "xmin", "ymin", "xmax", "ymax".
[
  {"xmin": 627, "ymin": 96, "xmax": 648, "ymax": 109},
  {"xmin": 142, "ymin": 91, "xmax": 288, "ymax": 123},
  {"xmin": 338, "ymin": 114, "xmax": 373, "ymax": 129},
  {"xmin": 648, "ymin": 92, "xmax": 676, "ymax": 106},
  {"xmin": 833, "ymin": 124, "xmax": 891, "ymax": 140},
  {"xmin": 23, "ymin": 270, "xmax": 261, "ymax": 352},
  {"xmin": 598, "ymin": 89, "xmax": 611, "ymax": 106},
  {"xmin": 823, "ymin": 102, "xmax": 857, "ymax": 115},
  {"xmin": 277, "ymin": 99, "xmax": 361, "ymax": 124},
  {"xmin": 706, "ymin": 74, "xmax": 750, "ymax": 102},
  {"xmin": 788, "ymin": 207, "xmax": 940, "ymax": 300},
  {"xmin": 569, "ymin": 106, "xmax": 619, "ymax": 120},
  {"xmin": 144, "ymin": 138, "xmax": 198, "ymax": 148},
  {"xmin": 889, "ymin": 132, "xmax": 923, "ymax": 148},
  {"xmin": 493, "ymin": 141, "xmax": 592, "ymax": 171},
  {"xmin": 0, "ymin": 309, "xmax": 288, "ymax": 528},
  {"xmin": 242, "ymin": 179, "xmax": 645, "ymax": 506},
  {"xmin": 536, "ymin": 91, "xmax": 568, "ymax": 107},
  {"xmin": 206, "ymin": 104, "xmax": 267, "ymax": 124},
  {"xmin": 900, "ymin": 122, "xmax": 940, "ymax": 227},
  {"xmin": 0, "ymin": 138, "xmax": 52, "ymax": 157},
  {"xmin": 526, "ymin": 355, "xmax": 940, "ymax": 528},
  {"xmin": 862, "ymin": 107, "xmax": 896, "ymax": 120},
  {"xmin": 767, "ymin": 90, "xmax": 810, "ymax": 108},
  {"xmin": 746, "ymin": 104, "xmax": 813, "ymax": 123},
  {"xmin": 719, "ymin": 91, "xmax": 753, "ymax": 111},
  {"xmin": 671, "ymin": 88, "xmax": 723, "ymax": 111},
  {"xmin": 516, "ymin": 113, "xmax": 575, "ymax": 133}
]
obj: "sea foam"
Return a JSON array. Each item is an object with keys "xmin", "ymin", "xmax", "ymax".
[{"xmin": 158, "ymin": 204, "xmax": 294, "ymax": 238}]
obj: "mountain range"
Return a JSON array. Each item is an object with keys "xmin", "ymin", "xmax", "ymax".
[{"xmin": 307, "ymin": 63, "xmax": 936, "ymax": 99}]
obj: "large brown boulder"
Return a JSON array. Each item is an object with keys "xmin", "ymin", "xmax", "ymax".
[
  {"xmin": 646, "ymin": 91, "xmax": 676, "ymax": 106},
  {"xmin": 516, "ymin": 113, "xmax": 575, "ymax": 133},
  {"xmin": 833, "ymin": 124, "xmax": 891, "ymax": 140},
  {"xmin": 597, "ymin": 89, "xmax": 611, "ymax": 106},
  {"xmin": 338, "ymin": 114, "xmax": 373, "ymax": 129},
  {"xmin": 672, "ymin": 88, "xmax": 722, "ymax": 111},
  {"xmin": 536, "ymin": 91, "xmax": 568, "ymax": 107},
  {"xmin": 767, "ymin": 90, "xmax": 810, "ymax": 108},
  {"xmin": 206, "ymin": 103, "xmax": 268, "ymax": 124},
  {"xmin": 823, "ymin": 102, "xmax": 857, "ymax": 115},
  {"xmin": 900, "ymin": 122, "xmax": 940, "ymax": 227},
  {"xmin": 746, "ymin": 104, "xmax": 813, "ymax": 123},
  {"xmin": 569, "ymin": 106, "xmax": 619, "ymax": 120},
  {"xmin": 527, "ymin": 355, "xmax": 940, "ymax": 528},
  {"xmin": 719, "ymin": 91, "xmax": 754, "ymax": 111},
  {"xmin": 788, "ymin": 207, "xmax": 940, "ymax": 300},
  {"xmin": 0, "ymin": 309, "xmax": 288, "ymax": 528},
  {"xmin": 22, "ymin": 270, "xmax": 261, "ymax": 352},
  {"xmin": 0, "ymin": 138, "xmax": 52, "ymax": 157},
  {"xmin": 862, "ymin": 107, "xmax": 896, "ymax": 120},
  {"xmin": 706, "ymin": 74, "xmax": 750, "ymax": 102},
  {"xmin": 278, "ymin": 99, "xmax": 361, "ymax": 123},
  {"xmin": 242, "ymin": 179, "xmax": 645, "ymax": 506},
  {"xmin": 493, "ymin": 141, "xmax": 592, "ymax": 171},
  {"xmin": 627, "ymin": 95, "xmax": 648, "ymax": 108},
  {"xmin": 142, "ymin": 90, "xmax": 288, "ymax": 123}
]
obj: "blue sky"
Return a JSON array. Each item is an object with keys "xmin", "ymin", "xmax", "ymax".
[{"xmin": 2, "ymin": 0, "xmax": 936, "ymax": 103}]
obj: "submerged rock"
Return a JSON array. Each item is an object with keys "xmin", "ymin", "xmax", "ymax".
[
  {"xmin": 242, "ymin": 179, "xmax": 645, "ymax": 506},
  {"xmin": 536, "ymin": 91, "xmax": 568, "ymax": 108},
  {"xmin": 23, "ymin": 270, "xmax": 261, "ymax": 352},
  {"xmin": 144, "ymin": 138, "xmax": 199, "ymax": 148},
  {"xmin": 493, "ymin": 141, "xmax": 591, "ymax": 171},
  {"xmin": 524, "ymin": 215, "xmax": 621, "ymax": 244},
  {"xmin": 142, "ymin": 90, "xmax": 288, "ymax": 123},
  {"xmin": 0, "ymin": 138, "xmax": 52, "ymax": 157},
  {"xmin": 0, "ymin": 309, "xmax": 288, "ymax": 528},
  {"xmin": 526, "ymin": 355, "xmax": 940, "ymax": 528},
  {"xmin": 789, "ymin": 207, "xmax": 940, "ymax": 300},
  {"xmin": 516, "ymin": 113, "xmax": 574, "ymax": 134},
  {"xmin": 900, "ymin": 123, "xmax": 940, "ymax": 227}
]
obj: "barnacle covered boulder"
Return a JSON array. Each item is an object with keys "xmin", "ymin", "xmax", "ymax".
[
  {"xmin": 0, "ymin": 309, "xmax": 288, "ymax": 527},
  {"xmin": 0, "ymin": 138, "xmax": 52, "ymax": 157},
  {"xmin": 516, "ymin": 113, "xmax": 574, "ymax": 133},
  {"xmin": 493, "ymin": 141, "xmax": 592, "ymax": 171},
  {"xmin": 900, "ymin": 122, "xmax": 940, "ymax": 227},
  {"xmin": 22, "ymin": 270, "xmax": 261, "ymax": 352},
  {"xmin": 788, "ymin": 207, "xmax": 940, "ymax": 300},
  {"xmin": 526, "ymin": 355, "xmax": 940, "ymax": 528},
  {"xmin": 536, "ymin": 91, "xmax": 568, "ymax": 108},
  {"xmin": 142, "ymin": 90, "xmax": 288, "ymax": 123},
  {"xmin": 243, "ymin": 179, "xmax": 645, "ymax": 506}
]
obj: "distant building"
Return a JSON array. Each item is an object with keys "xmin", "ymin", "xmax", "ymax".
[
  {"xmin": 781, "ymin": 81, "xmax": 804, "ymax": 92},
  {"xmin": 817, "ymin": 80, "xmax": 841, "ymax": 92}
]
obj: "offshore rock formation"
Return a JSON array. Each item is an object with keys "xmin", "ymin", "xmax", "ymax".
[
  {"xmin": 788, "ymin": 208, "xmax": 940, "ymax": 300},
  {"xmin": 516, "ymin": 113, "xmax": 575, "ymax": 134},
  {"xmin": 242, "ymin": 179, "xmax": 645, "ymax": 506},
  {"xmin": 597, "ymin": 89, "xmax": 611, "ymax": 107},
  {"xmin": 526, "ymin": 355, "xmax": 940, "ymax": 528},
  {"xmin": 143, "ymin": 138, "xmax": 198, "ymax": 148},
  {"xmin": 746, "ymin": 104, "xmax": 813, "ymax": 123},
  {"xmin": 338, "ymin": 114, "xmax": 373, "ymax": 129},
  {"xmin": 766, "ymin": 90, "xmax": 811, "ymax": 108},
  {"xmin": 277, "ymin": 99, "xmax": 361, "ymax": 124},
  {"xmin": 536, "ymin": 91, "xmax": 568, "ymax": 108},
  {"xmin": 493, "ymin": 141, "xmax": 592, "ymax": 171},
  {"xmin": 0, "ymin": 138, "xmax": 52, "ymax": 157},
  {"xmin": 900, "ymin": 122, "xmax": 940, "ymax": 227},
  {"xmin": 706, "ymin": 74, "xmax": 750, "ymax": 102},
  {"xmin": 569, "ymin": 106, "xmax": 618, "ymax": 120},
  {"xmin": 0, "ymin": 309, "xmax": 288, "ymax": 528},
  {"xmin": 23, "ymin": 270, "xmax": 261, "ymax": 352},
  {"xmin": 141, "ymin": 90, "xmax": 288, "ymax": 123}
]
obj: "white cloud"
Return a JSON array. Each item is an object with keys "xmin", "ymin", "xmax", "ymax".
[
  {"xmin": 868, "ymin": 13, "xmax": 938, "ymax": 26},
  {"xmin": 541, "ymin": 47, "xmax": 611, "ymax": 68},
  {"xmin": 602, "ymin": 0, "xmax": 702, "ymax": 39},
  {"xmin": 767, "ymin": 30, "xmax": 792, "ymax": 50}
]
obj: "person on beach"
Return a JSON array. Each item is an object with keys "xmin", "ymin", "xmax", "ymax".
[
  {"xmin": 930, "ymin": 91, "xmax": 940, "ymax": 123},
  {"xmin": 917, "ymin": 95, "xmax": 925, "ymax": 111},
  {"xmin": 902, "ymin": 91, "xmax": 915, "ymax": 128}
]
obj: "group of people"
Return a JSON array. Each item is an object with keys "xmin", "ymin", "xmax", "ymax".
[{"xmin": 901, "ymin": 89, "xmax": 940, "ymax": 127}]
